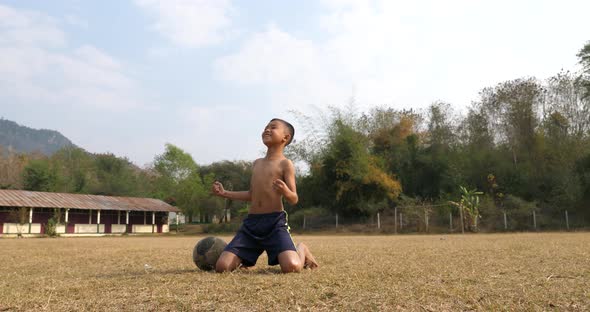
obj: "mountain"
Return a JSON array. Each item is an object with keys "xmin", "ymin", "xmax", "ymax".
[{"xmin": 0, "ymin": 118, "xmax": 75, "ymax": 155}]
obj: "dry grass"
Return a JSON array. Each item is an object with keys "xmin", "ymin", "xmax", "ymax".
[{"xmin": 0, "ymin": 233, "xmax": 589, "ymax": 311}]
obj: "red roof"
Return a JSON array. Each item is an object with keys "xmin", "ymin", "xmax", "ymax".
[{"xmin": 0, "ymin": 190, "xmax": 180, "ymax": 212}]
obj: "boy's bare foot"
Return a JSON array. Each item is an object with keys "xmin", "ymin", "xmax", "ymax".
[
  {"xmin": 297, "ymin": 243, "xmax": 319, "ymax": 269},
  {"xmin": 238, "ymin": 264, "xmax": 254, "ymax": 271},
  {"xmin": 304, "ymin": 252, "xmax": 319, "ymax": 269}
]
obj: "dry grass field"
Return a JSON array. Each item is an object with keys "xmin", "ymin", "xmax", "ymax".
[{"xmin": 0, "ymin": 233, "xmax": 589, "ymax": 311}]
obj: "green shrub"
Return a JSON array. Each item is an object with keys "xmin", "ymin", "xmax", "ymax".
[{"xmin": 45, "ymin": 217, "xmax": 59, "ymax": 237}]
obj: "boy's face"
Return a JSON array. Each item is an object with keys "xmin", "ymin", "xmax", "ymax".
[{"xmin": 262, "ymin": 120, "xmax": 289, "ymax": 146}]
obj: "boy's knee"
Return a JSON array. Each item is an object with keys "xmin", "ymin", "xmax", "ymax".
[
  {"xmin": 280, "ymin": 258, "xmax": 302, "ymax": 273},
  {"xmin": 215, "ymin": 261, "xmax": 230, "ymax": 273},
  {"xmin": 215, "ymin": 251, "xmax": 241, "ymax": 273},
  {"xmin": 215, "ymin": 257, "xmax": 234, "ymax": 273}
]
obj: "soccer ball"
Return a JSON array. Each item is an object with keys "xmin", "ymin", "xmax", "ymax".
[{"xmin": 192, "ymin": 236, "xmax": 227, "ymax": 271}]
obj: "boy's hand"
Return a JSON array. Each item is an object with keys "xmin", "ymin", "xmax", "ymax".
[
  {"xmin": 272, "ymin": 179, "xmax": 289, "ymax": 195},
  {"xmin": 211, "ymin": 181, "xmax": 225, "ymax": 197}
]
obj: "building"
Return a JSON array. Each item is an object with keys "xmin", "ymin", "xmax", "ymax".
[{"xmin": 0, "ymin": 189, "xmax": 180, "ymax": 236}]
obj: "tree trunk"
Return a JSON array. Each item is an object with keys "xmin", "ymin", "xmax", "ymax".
[{"xmin": 512, "ymin": 147, "xmax": 518, "ymax": 168}]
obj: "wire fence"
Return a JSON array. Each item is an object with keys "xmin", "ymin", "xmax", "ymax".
[{"xmin": 287, "ymin": 207, "xmax": 588, "ymax": 233}]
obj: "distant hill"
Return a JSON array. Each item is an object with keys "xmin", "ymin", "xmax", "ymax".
[{"xmin": 0, "ymin": 118, "xmax": 74, "ymax": 155}]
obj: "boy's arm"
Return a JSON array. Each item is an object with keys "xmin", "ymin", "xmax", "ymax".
[
  {"xmin": 273, "ymin": 159, "xmax": 298, "ymax": 205},
  {"xmin": 211, "ymin": 181, "xmax": 252, "ymax": 202}
]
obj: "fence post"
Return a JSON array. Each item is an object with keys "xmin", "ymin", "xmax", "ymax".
[
  {"xmin": 336, "ymin": 213, "xmax": 338, "ymax": 228},
  {"xmin": 400, "ymin": 213, "xmax": 403, "ymax": 231},
  {"xmin": 394, "ymin": 207, "xmax": 398, "ymax": 234},
  {"xmin": 303, "ymin": 214, "xmax": 306, "ymax": 230},
  {"xmin": 503, "ymin": 211, "xmax": 507, "ymax": 230},
  {"xmin": 533, "ymin": 210, "xmax": 537, "ymax": 230},
  {"xmin": 377, "ymin": 212, "xmax": 381, "ymax": 230},
  {"xmin": 565, "ymin": 210, "xmax": 569, "ymax": 230},
  {"xmin": 422, "ymin": 205, "xmax": 428, "ymax": 233},
  {"xmin": 449, "ymin": 212, "xmax": 452, "ymax": 231},
  {"xmin": 424, "ymin": 208, "xmax": 429, "ymax": 233},
  {"xmin": 459, "ymin": 208, "xmax": 464, "ymax": 234}
]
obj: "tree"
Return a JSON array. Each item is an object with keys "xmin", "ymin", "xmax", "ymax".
[
  {"xmin": 423, "ymin": 102, "xmax": 460, "ymax": 198},
  {"xmin": 152, "ymin": 144, "xmax": 205, "ymax": 222},
  {"xmin": 22, "ymin": 159, "xmax": 58, "ymax": 192},
  {"xmin": 93, "ymin": 153, "xmax": 140, "ymax": 196},
  {"xmin": 153, "ymin": 144, "xmax": 198, "ymax": 182},
  {"xmin": 456, "ymin": 107, "xmax": 497, "ymax": 191},
  {"xmin": 50, "ymin": 146, "xmax": 96, "ymax": 193},
  {"xmin": 486, "ymin": 78, "xmax": 542, "ymax": 167},
  {"xmin": 319, "ymin": 118, "xmax": 401, "ymax": 216},
  {"xmin": 474, "ymin": 78, "xmax": 545, "ymax": 202},
  {"xmin": 365, "ymin": 108, "xmax": 420, "ymax": 175},
  {"xmin": 545, "ymin": 70, "xmax": 590, "ymax": 136},
  {"xmin": 577, "ymin": 41, "xmax": 590, "ymax": 99},
  {"xmin": 175, "ymin": 171, "xmax": 207, "ymax": 223},
  {"xmin": 575, "ymin": 154, "xmax": 590, "ymax": 218},
  {"xmin": 200, "ymin": 160, "xmax": 252, "ymax": 221},
  {"xmin": 0, "ymin": 147, "xmax": 29, "ymax": 189},
  {"xmin": 427, "ymin": 102, "xmax": 456, "ymax": 151}
]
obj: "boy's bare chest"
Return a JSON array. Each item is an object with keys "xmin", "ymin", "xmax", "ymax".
[{"xmin": 252, "ymin": 160, "xmax": 283, "ymax": 181}]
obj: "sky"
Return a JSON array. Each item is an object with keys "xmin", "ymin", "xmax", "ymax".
[{"xmin": 0, "ymin": 0, "xmax": 588, "ymax": 167}]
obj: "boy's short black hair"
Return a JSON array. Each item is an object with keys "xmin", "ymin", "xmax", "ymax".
[{"xmin": 270, "ymin": 118, "xmax": 295, "ymax": 146}]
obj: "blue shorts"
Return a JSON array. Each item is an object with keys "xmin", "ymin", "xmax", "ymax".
[{"xmin": 224, "ymin": 211, "xmax": 297, "ymax": 266}]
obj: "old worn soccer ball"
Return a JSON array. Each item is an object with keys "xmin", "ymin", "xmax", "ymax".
[{"xmin": 192, "ymin": 236, "xmax": 227, "ymax": 271}]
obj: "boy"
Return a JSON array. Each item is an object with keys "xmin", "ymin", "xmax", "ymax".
[{"xmin": 212, "ymin": 118, "xmax": 319, "ymax": 273}]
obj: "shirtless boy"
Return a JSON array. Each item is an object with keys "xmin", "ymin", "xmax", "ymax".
[{"xmin": 212, "ymin": 118, "xmax": 319, "ymax": 273}]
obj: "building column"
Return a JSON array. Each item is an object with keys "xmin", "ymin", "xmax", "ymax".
[
  {"xmin": 152, "ymin": 212, "xmax": 155, "ymax": 233},
  {"xmin": 89, "ymin": 209, "xmax": 92, "ymax": 224},
  {"xmin": 29, "ymin": 207, "xmax": 33, "ymax": 234},
  {"xmin": 65, "ymin": 209, "xmax": 69, "ymax": 223},
  {"xmin": 143, "ymin": 211, "xmax": 146, "ymax": 225},
  {"xmin": 97, "ymin": 210, "xmax": 101, "ymax": 233},
  {"xmin": 126, "ymin": 211, "xmax": 129, "ymax": 233},
  {"xmin": 117, "ymin": 211, "xmax": 120, "ymax": 225}
]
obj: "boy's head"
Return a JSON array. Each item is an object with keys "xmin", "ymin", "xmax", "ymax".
[{"xmin": 265, "ymin": 118, "xmax": 295, "ymax": 146}]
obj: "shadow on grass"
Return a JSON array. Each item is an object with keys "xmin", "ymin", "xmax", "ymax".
[
  {"xmin": 96, "ymin": 266, "xmax": 308, "ymax": 279},
  {"xmin": 223, "ymin": 266, "xmax": 316, "ymax": 275},
  {"xmin": 95, "ymin": 268, "xmax": 196, "ymax": 279}
]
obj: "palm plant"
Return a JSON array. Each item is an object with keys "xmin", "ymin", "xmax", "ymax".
[{"xmin": 449, "ymin": 186, "xmax": 484, "ymax": 232}]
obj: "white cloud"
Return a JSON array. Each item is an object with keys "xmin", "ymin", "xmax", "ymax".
[
  {"xmin": 0, "ymin": 4, "xmax": 143, "ymax": 112},
  {"xmin": 64, "ymin": 14, "xmax": 88, "ymax": 29},
  {"xmin": 215, "ymin": 25, "xmax": 318, "ymax": 84},
  {"xmin": 74, "ymin": 45, "xmax": 121, "ymax": 70},
  {"xmin": 174, "ymin": 105, "xmax": 265, "ymax": 164},
  {"xmin": 213, "ymin": 3, "xmax": 430, "ymax": 115},
  {"xmin": 320, "ymin": 0, "xmax": 373, "ymax": 10},
  {"xmin": 0, "ymin": 5, "xmax": 65, "ymax": 47},
  {"xmin": 214, "ymin": 0, "xmax": 590, "ymax": 117},
  {"xmin": 134, "ymin": 0, "xmax": 233, "ymax": 48},
  {"xmin": 214, "ymin": 25, "xmax": 348, "ymax": 115}
]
